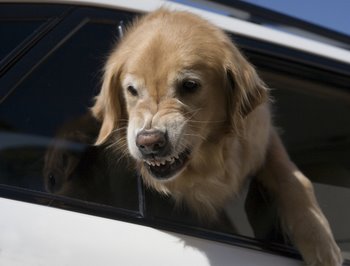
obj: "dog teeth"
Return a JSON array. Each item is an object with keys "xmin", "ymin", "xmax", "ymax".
[
  {"xmin": 144, "ymin": 154, "xmax": 182, "ymax": 167},
  {"xmin": 145, "ymin": 160, "xmax": 155, "ymax": 166}
]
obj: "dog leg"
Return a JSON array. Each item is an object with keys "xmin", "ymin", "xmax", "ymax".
[{"xmin": 257, "ymin": 129, "xmax": 343, "ymax": 266}]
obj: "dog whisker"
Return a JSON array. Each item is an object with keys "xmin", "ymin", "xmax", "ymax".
[
  {"xmin": 110, "ymin": 127, "xmax": 127, "ymax": 134},
  {"xmin": 184, "ymin": 108, "xmax": 202, "ymax": 120},
  {"xmin": 183, "ymin": 133, "xmax": 207, "ymax": 141},
  {"xmin": 107, "ymin": 139, "xmax": 127, "ymax": 150},
  {"xmin": 106, "ymin": 142, "xmax": 130, "ymax": 164},
  {"xmin": 189, "ymin": 119, "xmax": 226, "ymax": 124}
]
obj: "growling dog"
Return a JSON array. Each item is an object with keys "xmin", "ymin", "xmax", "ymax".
[{"xmin": 92, "ymin": 9, "xmax": 342, "ymax": 265}]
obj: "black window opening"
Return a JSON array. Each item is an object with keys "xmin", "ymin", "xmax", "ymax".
[{"xmin": 0, "ymin": 3, "xmax": 349, "ymax": 262}]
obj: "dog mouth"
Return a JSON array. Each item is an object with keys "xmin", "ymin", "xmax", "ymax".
[{"xmin": 143, "ymin": 149, "xmax": 191, "ymax": 180}]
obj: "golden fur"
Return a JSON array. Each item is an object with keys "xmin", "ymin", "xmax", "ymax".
[{"xmin": 92, "ymin": 9, "xmax": 342, "ymax": 265}]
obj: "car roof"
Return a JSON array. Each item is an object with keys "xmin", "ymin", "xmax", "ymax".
[{"xmin": 3, "ymin": 0, "xmax": 350, "ymax": 65}]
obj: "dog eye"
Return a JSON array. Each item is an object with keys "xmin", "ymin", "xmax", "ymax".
[
  {"xmin": 181, "ymin": 80, "xmax": 200, "ymax": 93},
  {"xmin": 127, "ymin": 85, "xmax": 138, "ymax": 96}
]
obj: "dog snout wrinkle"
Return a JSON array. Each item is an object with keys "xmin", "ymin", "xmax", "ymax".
[{"xmin": 136, "ymin": 129, "xmax": 168, "ymax": 156}]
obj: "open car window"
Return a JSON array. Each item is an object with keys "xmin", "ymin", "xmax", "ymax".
[{"xmin": 0, "ymin": 3, "xmax": 349, "ymax": 262}]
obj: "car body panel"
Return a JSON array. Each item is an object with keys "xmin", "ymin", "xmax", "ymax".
[{"xmin": 0, "ymin": 197, "xmax": 301, "ymax": 266}]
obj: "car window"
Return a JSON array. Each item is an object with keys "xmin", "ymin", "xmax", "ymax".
[
  {"xmin": 0, "ymin": 3, "xmax": 349, "ymax": 262},
  {"xmin": 0, "ymin": 6, "xmax": 140, "ymax": 212},
  {"xmin": 0, "ymin": 20, "xmax": 44, "ymax": 62},
  {"xmin": 262, "ymin": 70, "xmax": 350, "ymax": 258},
  {"xmin": 141, "ymin": 42, "xmax": 350, "ymax": 258},
  {"xmin": 0, "ymin": 4, "xmax": 71, "ymax": 77}
]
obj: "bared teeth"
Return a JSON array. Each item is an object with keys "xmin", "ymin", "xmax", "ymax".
[
  {"xmin": 145, "ymin": 160, "xmax": 156, "ymax": 166},
  {"xmin": 144, "ymin": 148, "xmax": 191, "ymax": 179},
  {"xmin": 144, "ymin": 150, "xmax": 186, "ymax": 168}
]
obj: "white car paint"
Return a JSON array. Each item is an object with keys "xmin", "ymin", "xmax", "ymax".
[
  {"xmin": 5, "ymin": 0, "xmax": 350, "ymax": 64},
  {"xmin": 0, "ymin": 198, "xmax": 301, "ymax": 266}
]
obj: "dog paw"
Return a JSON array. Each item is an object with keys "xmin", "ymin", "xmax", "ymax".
[
  {"xmin": 291, "ymin": 213, "xmax": 343, "ymax": 266},
  {"xmin": 301, "ymin": 239, "xmax": 342, "ymax": 266}
]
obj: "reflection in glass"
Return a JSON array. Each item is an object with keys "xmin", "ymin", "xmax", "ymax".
[{"xmin": 42, "ymin": 113, "xmax": 139, "ymax": 210}]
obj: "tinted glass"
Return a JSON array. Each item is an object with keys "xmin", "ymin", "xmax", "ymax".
[
  {"xmin": 0, "ymin": 19, "xmax": 139, "ymax": 211},
  {"xmin": 264, "ymin": 71, "xmax": 350, "ymax": 257},
  {"xmin": 0, "ymin": 20, "xmax": 44, "ymax": 62}
]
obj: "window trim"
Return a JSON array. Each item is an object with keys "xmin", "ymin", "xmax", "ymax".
[{"xmin": 209, "ymin": 0, "xmax": 350, "ymax": 48}]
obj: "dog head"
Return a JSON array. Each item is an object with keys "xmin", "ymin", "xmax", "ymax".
[{"xmin": 92, "ymin": 9, "xmax": 268, "ymax": 186}]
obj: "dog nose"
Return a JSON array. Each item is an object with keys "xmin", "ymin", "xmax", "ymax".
[{"xmin": 136, "ymin": 130, "xmax": 168, "ymax": 156}]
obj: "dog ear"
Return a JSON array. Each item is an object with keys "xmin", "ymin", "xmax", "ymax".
[
  {"xmin": 91, "ymin": 56, "xmax": 126, "ymax": 145},
  {"xmin": 224, "ymin": 45, "xmax": 268, "ymax": 131}
]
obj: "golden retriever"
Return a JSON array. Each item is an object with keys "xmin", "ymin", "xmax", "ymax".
[{"xmin": 92, "ymin": 9, "xmax": 342, "ymax": 265}]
